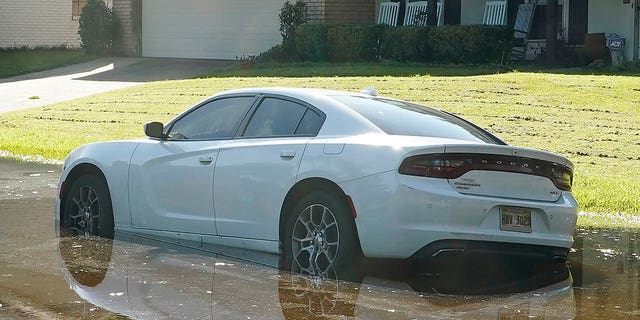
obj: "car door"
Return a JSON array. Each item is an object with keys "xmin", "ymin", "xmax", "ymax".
[
  {"xmin": 214, "ymin": 96, "xmax": 325, "ymax": 241},
  {"xmin": 128, "ymin": 96, "xmax": 256, "ymax": 235}
]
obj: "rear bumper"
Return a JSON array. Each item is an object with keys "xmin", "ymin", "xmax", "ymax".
[{"xmin": 340, "ymin": 171, "xmax": 578, "ymax": 259}]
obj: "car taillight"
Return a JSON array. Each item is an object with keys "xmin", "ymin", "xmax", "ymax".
[
  {"xmin": 399, "ymin": 153, "xmax": 573, "ymax": 191},
  {"xmin": 398, "ymin": 154, "xmax": 467, "ymax": 178}
]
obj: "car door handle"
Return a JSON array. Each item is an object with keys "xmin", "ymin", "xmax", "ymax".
[
  {"xmin": 280, "ymin": 151, "xmax": 296, "ymax": 159},
  {"xmin": 198, "ymin": 155, "xmax": 214, "ymax": 164}
]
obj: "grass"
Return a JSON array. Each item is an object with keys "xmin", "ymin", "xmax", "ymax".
[
  {"xmin": 0, "ymin": 63, "xmax": 639, "ymax": 225},
  {"xmin": 0, "ymin": 47, "xmax": 92, "ymax": 78}
]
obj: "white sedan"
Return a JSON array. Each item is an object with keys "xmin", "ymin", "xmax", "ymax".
[{"xmin": 56, "ymin": 87, "xmax": 578, "ymax": 276}]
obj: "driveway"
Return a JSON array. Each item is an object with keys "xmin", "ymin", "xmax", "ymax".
[{"xmin": 0, "ymin": 57, "xmax": 233, "ymax": 114}]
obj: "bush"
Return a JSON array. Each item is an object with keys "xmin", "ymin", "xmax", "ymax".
[
  {"xmin": 78, "ymin": 0, "xmax": 119, "ymax": 54},
  {"xmin": 295, "ymin": 23, "xmax": 328, "ymax": 62},
  {"xmin": 326, "ymin": 25, "xmax": 380, "ymax": 62},
  {"xmin": 279, "ymin": 0, "xmax": 307, "ymax": 42},
  {"xmin": 262, "ymin": 22, "xmax": 512, "ymax": 64},
  {"xmin": 379, "ymin": 26, "xmax": 430, "ymax": 62},
  {"xmin": 428, "ymin": 25, "xmax": 512, "ymax": 63},
  {"xmin": 257, "ymin": 0, "xmax": 307, "ymax": 62}
]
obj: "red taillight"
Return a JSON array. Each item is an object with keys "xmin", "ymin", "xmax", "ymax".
[
  {"xmin": 399, "ymin": 153, "xmax": 573, "ymax": 191},
  {"xmin": 398, "ymin": 154, "xmax": 466, "ymax": 178}
]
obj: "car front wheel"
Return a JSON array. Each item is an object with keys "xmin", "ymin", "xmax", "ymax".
[
  {"xmin": 62, "ymin": 174, "xmax": 114, "ymax": 238},
  {"xmin": 283, "ymin": 191, "xmax": 361, "ymax": 279}
]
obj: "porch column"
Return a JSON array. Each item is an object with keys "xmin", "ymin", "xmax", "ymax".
[
  {"xmin": 545, "ymin": 0, "xmax": 558, "ymax": 65},
  {"xmin": 112, "ymin": 0, "xmax": 141, "ymax": 56},
  {"xmin": 427, "ymin": 0, "xmax": 438, "ymax": 26},
  {"xmin": 635, "ymin": 0, "xmax": 640, "ymax": 60}
]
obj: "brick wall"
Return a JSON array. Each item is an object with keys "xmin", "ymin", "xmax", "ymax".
[
  {"xmin": 303, "ymin": 0, "xmax": 375, "ymax": 24},
  {"xmin": 303, "ymin": 0, "xmax": 325, "ymax": 22},
  {"xmin": 112, "ymin": 0, "xmax": 140, "ymax": 56},
  {"xmin": 0, "ymin": 0, "xmax": 81, "ymax": 48},
  {"xmin": 325, "ymin": 0, "xmax": 376, "ymax": 24}
]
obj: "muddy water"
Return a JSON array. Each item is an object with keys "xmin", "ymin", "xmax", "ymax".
[{"xmin": 0, "ymin": 158, "xmax": 638, "ymax": 319}]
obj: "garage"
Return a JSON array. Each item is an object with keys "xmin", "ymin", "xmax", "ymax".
[{"xmin": 142, "ymin": 0, "xmax": 284, "ymax": 59}]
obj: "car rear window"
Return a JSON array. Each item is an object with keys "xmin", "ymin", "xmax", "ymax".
[{"xmin": 332, "ymin": 95, "xmax": 504, "ymax": 144}]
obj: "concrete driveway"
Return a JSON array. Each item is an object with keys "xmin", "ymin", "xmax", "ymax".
[{"xmin": 0, "ymin": 57, "xmax": 233, "ymax": 114}]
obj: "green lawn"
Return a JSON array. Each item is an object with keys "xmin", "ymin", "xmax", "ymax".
[
  {"xmin": 0, "ymin": 48, "xmax": 91, "ymax": 78},
  {"xmin": 0, "ymin": 64, "xmax": 639, "ymax": 226}
]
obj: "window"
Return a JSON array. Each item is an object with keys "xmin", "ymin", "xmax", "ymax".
[
  {"xmin": 243, "ymin": 98, "xmax": 321, "ymax": 138},
  {"xmin": 332, "ymin": 95, "xmax": 503, "ymax": 144},
  {"xmin": 166, "ymin": 97, "xmax": 255, "ymax": 141},
  {"xmin": 72, "ymin": 0, "xmax": 88, "ymax": 20}
]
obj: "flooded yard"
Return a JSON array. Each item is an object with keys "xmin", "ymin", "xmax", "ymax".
[{"xmin": 0, "ymin": 158, "xmax": 638, "ymax": 319}]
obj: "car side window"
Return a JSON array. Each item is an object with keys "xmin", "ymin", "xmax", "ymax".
[
  {"xmin": 167, "ymin": 97, "xmax": 254, "ymax": 140},
  {"xmin": 295, "ymin": 109, "xmax": 324, "ymax": 135},
  {"xmin": 243, "ymin": 98, "xmax": 312, "ymax": 137}
]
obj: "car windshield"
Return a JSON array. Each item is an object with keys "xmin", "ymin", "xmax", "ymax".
[{"xmin": 332, "ymin": 95, "xmax": 504, "ymax": 144}]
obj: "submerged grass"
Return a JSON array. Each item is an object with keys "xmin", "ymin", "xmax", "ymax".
[{"xmin": 0, "ymin": 64, "xmax": 638, "ymax": 223}]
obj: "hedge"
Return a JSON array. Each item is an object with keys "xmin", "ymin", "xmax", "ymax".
[{"xmin": 287, "ymin": 23, "xmax": 513, "ymax": 64}]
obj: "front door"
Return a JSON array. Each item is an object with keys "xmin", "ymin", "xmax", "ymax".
[{"xmin": 128, "ymin": 96, "xmax": 257, "ymax": 235}]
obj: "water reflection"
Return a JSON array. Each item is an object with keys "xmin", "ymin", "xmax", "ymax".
[
  {"xmin": 58, "ymin": 232, "xmax": 576, "ymax": 319},
  {"xmin": 570, "ymin": 228, "xmax": 640, "ymax": 319}
]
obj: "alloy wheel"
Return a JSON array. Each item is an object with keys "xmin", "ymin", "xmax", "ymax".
[
  {"xmin": 291, "ymin": 204, "xmax": 340, "ymax": 277},
  {"xmin": 67, "ymin": 185, "xmax": 100, "ymax": 237}
]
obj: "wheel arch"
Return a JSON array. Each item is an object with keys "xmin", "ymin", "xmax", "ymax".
[
  {"xmin": 60, "ymin": 163, "xmax": 112, "ymax": 221},
  {"xmin": 279, "ymin": 177, "xmax": 361, "ymax": 250}
]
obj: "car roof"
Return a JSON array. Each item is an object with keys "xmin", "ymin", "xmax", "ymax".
[{"xmin": 211, "ymin": 87, "xmax": 385, "ymax": 137}]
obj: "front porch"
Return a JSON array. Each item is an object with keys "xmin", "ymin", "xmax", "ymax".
[{"xmin": 361, "ymin": 0, "xmax": 640, "ymax": 62}]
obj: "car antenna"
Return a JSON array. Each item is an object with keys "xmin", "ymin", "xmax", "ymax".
[{"xmin": 360, "ymin": 86, "xmax": 377, "ymax": 96}]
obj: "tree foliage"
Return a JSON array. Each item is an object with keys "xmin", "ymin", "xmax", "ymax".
[{"xmin": 78, "ymin": 0, "xmax": 119, "ymax": 54}]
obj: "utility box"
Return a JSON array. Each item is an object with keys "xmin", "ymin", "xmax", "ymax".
[{"xmin": 606, "ymin": 34, "xmax": 625, "ymax": 65}]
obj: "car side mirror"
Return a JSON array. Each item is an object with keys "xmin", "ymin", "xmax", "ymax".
[{"xmin": 144, "ymin": 122, "xmax": 165, "ymax": 140}]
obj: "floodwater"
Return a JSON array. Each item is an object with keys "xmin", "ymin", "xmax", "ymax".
[{"xmin": 0, "ymin": 157, "xmax": 638, "ymax": 319}]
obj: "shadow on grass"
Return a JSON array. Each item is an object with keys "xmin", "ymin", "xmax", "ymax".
[{"xmin": 202, "ymin": 61, "xmax": 640, "ymax": 78}]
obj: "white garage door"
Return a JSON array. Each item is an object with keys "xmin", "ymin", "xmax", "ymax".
[{"xmin": 142, "ymin": 0, "xmax": 284, "ymax": 59}]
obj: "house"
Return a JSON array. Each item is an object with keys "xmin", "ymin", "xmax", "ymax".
[
  {"xmin": 113, "ymin": 0, "xmax": 375, "ymax": 60},
  {"xmin": 113, "ymin": 0, "xmax": 637, "ymax": 61},
  {"xmin": 372, "ymin": 0, "xmax": 638, "ymax": 62},
  {"xmin": 0, "ymin": 0, "xmax": 112, "ymax": 49}
]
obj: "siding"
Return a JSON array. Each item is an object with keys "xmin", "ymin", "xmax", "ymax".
[{"xmin": 0, "ymin": 0, "xmax": 81, "ymax": 48}]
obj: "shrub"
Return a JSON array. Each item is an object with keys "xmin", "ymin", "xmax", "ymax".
[
  {"xmin": 428, "ymin": 25, "xmax": 513, "ymax": 63},
  {"xmin": 279, "ymin": 0, "xmax": 307, "ymax": 42},
  {"xmin": 295, "ymin": 23, "xmax": 328, "ymax": 62},
  {"xmin": 258, "ymin": 0, "xmax": 307, "ymax": 62},
  {"xmin": 326, "ymin": 25, "xmax": 380, "ymax": 62},
  {"xmin": 379, "ymin": 26, "xmax": 430, "ymax": 62},
  {"xmin": 78, "ymin": 0, "xmax": 119, "ymax": 54}
]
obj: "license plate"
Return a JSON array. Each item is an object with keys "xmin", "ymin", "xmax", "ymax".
[{"xmin": 500, "ymin": 207, "xmax": 532, "ymax": 233}]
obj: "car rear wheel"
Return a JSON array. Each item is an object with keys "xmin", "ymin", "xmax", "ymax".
[
  {"xmin": 283, "ymin": 191, "xmax": 361, "ymax": 279},
  {"xmin": 62, "ymin": 174, "xmax": 114, "ymax": 238}
]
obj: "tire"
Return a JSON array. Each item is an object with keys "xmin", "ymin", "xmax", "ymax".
[
  {"xmin": 282, "ymin": 190, "xmax": 361, "ymax": 279},
  {"xmin": 62, "ymin": 174, "xmax": 114, "ymax": 238}
]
